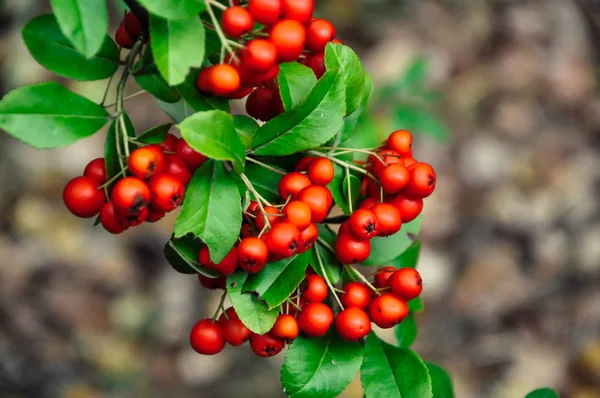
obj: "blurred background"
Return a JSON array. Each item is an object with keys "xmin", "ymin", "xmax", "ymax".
[{"xmin": 1, "ymin": 0, "xmax": 600, "ymax": 397}]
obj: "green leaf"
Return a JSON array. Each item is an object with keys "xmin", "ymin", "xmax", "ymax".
[
  {"xmin": 339, "ymin": 75, "xmax": 373, "ymax": 144},
  {"xmin": 327, "ymin": 164, "xmax": 361, "ymax": 215},
  {"xmin": 324, "ymin": 43, "xmax": 368, "ymax": 115},
  {"xmin": 387, "ymin": 240, "xmax": 421, "ymax": 269},
  {"xmin": 164, "ymin": 236, "xmax": 220, "ymax": 277},
  {"xmin": 137, "ymin": 123, "xmax": 172, "ymax": 144},
  {"xmin": 309, "ymin": 225, "xmax": 342, "ymax": 284},
  {"xmin": 252, "ymin": 69, "xmax": 345, "ymax": 156},
  {"xmin": 278, "ymin": 62, "xmax": 317, "ymax": 111},
  {"xmin": 408, "ymin": 297, "xmax": 424, "ymax": 313},
  {"xmin": 176, "ymin": 69, "xmax": 230, "ymax": 112},
  {"xmin": 156, "ymin": 98, "xmax": 195, "ymax": 123},
  {"xmin": 150, "ymin": 14, "xmax": 205, "ymax": 86},
  {"xmin": 244, "ymin": 252, "xmax": 310, "ymax": 309},
  {"xmin": 22, "ymin": 15, "xmax": 119, "ymax": 80},
  {"xmin": 524, "ymin": 388, "xmax": 559, "ymax": 398},
  {"xmin": 50, "ymin": 0, "xmax": 108, "ymax": 58},
  {"xmin": 134, "ymin": 70, "xmax": 181, "ymax": 103},
  {"xmin": 425, "ymin": 362, "xmax": 455, "ymax": 398},
  {"xmin": 104, "ymin": 112, "xmax": 135, "ymax": 183},
  {"xmin": 361, "ymin": 332, "xmax": 432, "ymax": 398},
  {"xmin": 394, "ymin": 106, "xmax": 449, "ymax": 142},
  {"xmin": 0, "ymin": 82, "xmax": 110, "ymax": 148},
  {"xmin": 178, "ymin": 110, "xmax": 246, "ymax": 173},
  {"xmin": 364, "ymin": 216, "xmax": 422, "ymax": 265},
  {"xmin": 174, "ymin": 160, "xmax": 242, "ymax": 263},
  {"xmin": 234, "ymin": 115, "xmax": 260, "ymax": 150},
  {"xmin": 281, "ymin": 331, "xmax": 363, "ymax": 398},
  {"xmin": 233, "ymin": 163, "xmax": 283, "ymax": 203},
  {"xmin": 137, "ymin": 0, "xmax": 205, "ymax": 20},
  {"xmin": 395, "ymin": 313, "xmax": 417, "ymax": 348},
  {"xmin": 227, "ymin": 271, "xmax": 279, "ymax": 334}
]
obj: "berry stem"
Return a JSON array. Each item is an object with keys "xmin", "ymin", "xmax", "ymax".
[
  {"xmin": 204, "ymin": 0, "xmax": 240, "ymax": 62},
  {"xmin": 322, "ymin": 215, "xmax": 349, "ymax": 224},
  {"xmin": 103, "ymin": 90, "xmax": 147, "ymax": 109},
  {"xmin": 211, "ymin": 290, "xmax": 228, "ymax": 323},
  {"xmin": 239, "ymin": 172, "xmax": 273, "ymax": 228},
  {"xmin": 346, "ymin": 167, "xmax": 353, "ymax": 213},
  {"xmin": 317, "ymin": 237, "xmax": 335, "ymax": 255},
  {"xmin": 286, "ymin": 299, "xmax": 301, "ymax": 311},
  {"xmin": 206, "ymin": 0, "xmax": 227, "ymax": 10},
  {"xmin": 307, "ymin": 150, "xmax": 380, "ymax": 185},
  {"xmin": 314, "ymin": 245, "xmax": 344, "ymax": 310},
  {"xmin": 345, "ymin": 265, "xmax": 380, "ymax": 295},
  {"xmin": 99, "ymin": 48, "xmax": 121, "ymax": 106},
  {"xmin": 246, "ymin": 157, "xmax": 286, "ymax": 175}
]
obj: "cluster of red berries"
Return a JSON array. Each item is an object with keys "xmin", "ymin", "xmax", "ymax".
[
  {"xmin": 62, "ymin": 134, "xmax": 209, "ymax": 233},
  {"xmin": 334, "ymin": 129, "xmax": 437, "ymax": 264},
  {"xmin": 190, "ymin": 265, "xmax": 423, "ymax": 357},
  {"xmin": 115, "ymin": 12, "xmax": 144, "ymax": 49},
  {"xmin": 196, "ymin": 0, "xmax": 337, "ymax": 120}
]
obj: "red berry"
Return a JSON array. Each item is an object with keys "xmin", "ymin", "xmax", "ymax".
[
  {"xmin": 222, "ymin": 6, "xmax": 255, "ymax": 38},
  {"xmin": 295, "ymin": 156, "xmax": 314, "ymax": 172},
  {"xmin": 218, "ymin": 307, "xmax": 239, "ymax": 325},
  {"xmin": 121, "ymin": 207, "xmax": 148, "ymax": 226},
  {"xmin": 298, "ymin": 302, "xmax": 334, "ymax": 337},
  {"xmin": 359, "ymin": 198, "xmax": 379, "ymax": 210},
  {"xmin": 249, "ymin": 0, "xmax": 282, "ymax": 26},
  {"xmin": 270, "ymin": 19, "xmax": 306, "ymax": 62},
  {"xmin": 368, "ymin": 293, "xmax": 408, "ymax": 329},
  {"xmin": 197, "ymin": 67, "xmax": 213, "ymax": 94},
  {"xmin": 282, "ymin": 0, "xmax": 314, "ymax": 24},
  {"xmin": 302, "ymin": 274, "xmax": 328, "ymax": 302},
  {"xmin": 159, "ymin": 133, "xmax": 179, "ymax": 153},
  {"xmin": 374, "ymin": 266, "xmax": 397, "ymax": 289},
  {"xmin": 175, "ymin": 138, "xmax": 207, "ymax": 171},
  {"xmin": 278, "ymin": 172, "xmax": 312, "ymax": 200},
  {"xmin": 198, "ymin": 246, "xmax": 238, "ymax": 276},
  {"xmin": 63, "ymin": 176, "xmax": 105, "ymax": 218},
  {"xmin": 371, "ymin": 203, "xmax": 402, "ymax": 237},
  {"xmin": 334, "ymin": 234, "xmax": 371, "ymax": 264},
  {"xmin": 371, "ymin": 150, "xmax": 403, "ymax": 176},
  {"xmin": 99, "ymin": 201, "xmax": 128, "ymax": 234},
  {"xmin": 335, "ymin": 307, "xmax": 371, "ymax": 341},
  {"xmin": 128, "ymin": 145, "xmax": 166, "ymax": 180},
  {"xmin": 189, "ymin": 319, "xmax": 226, "ymax": 355},
  {"xmin": 379, "ymin": 163, "xmax": 410, "ymax": 194},
  {"xmin": 348, "ymin": 209, "xmax": 379, "ymax": 240},
  {"xmin": 305, "ymin": 19, "xmax": 335, "ymax": 53},
  {"xmin": 387, "ymin": 129, "xmax": 412, "ymax": 156},
  {"xmin": 241, "ymin": 39, "xmax": 278, "ymax": 73},
  {"xmin": 164, "ymin": 154, "xmax": 192, "ymax": 185},
  {"xmin": 388, "ymin": 194, "xmax": 423, "ymax": 223},
  {"xmin": 340, "ymin": 282, "xmax": 371, "ymax": 309},
  {"xmin": 283, "ymin": 200, "xmax": 312, "ymax": 230},
  {"xmin": 265, "ymin": 222, "xmax": 300, "ymax": 258},
  {"xmin": 83, "ymin": 158, "xmax": 107, "ymax": 184},
  {"xmin": 145, "ymin": 208, "xmax": 165, "ymax": 223},
  {"xmin": 124, "ymin": 12, "xmax": 142, "ymax": 36},
  {"xmin": 296, "ymin": 185, "xmax": 333, "ymax": 223},
  {"xmin": 246, "ymin": 88, "xmax": 275, "ymax": 121},
  {"xmin": 198, "ymin": 274, "xmax": 226, "ymax": 290},
  {"xmin": 298, "ymin": 222, "xmax": 318, "ymax": 253},
  {"xmin": 271, "ymin": 314, "xmax": 299, "ymax": 340},
  {"xmin": 308, "ymin": 52, "xmax": 326, "ymax": 78},
  {"xmin": 238, "ymin": 237, "xmax": 269, "ymax": 273},
  {"xmin": 388, "ymin": 268, "xmax": 423, "ymax": 301},
  {"xmin": 250, "ymin": 333, "xmax": 284, "ymax": 357},
  {"xmin": 403, "ymin": 157, "xmax": 417, "ymax": 168},
  {"xmin": 404, "ymin": 162, "xmax": 436, "ymax": 199},
  {"xmin": 255, "ymin": 205, "xmax": 282, "ymax": 231},
  {"xmin": 208, "ymin": 64, "xmax": 241, "ymax": 96},
  {"xmin": 148, "ymin": 173, "xmax": 185, "ymax": 212},
  {"xmin": 111, "ymin": 177, "xmax": 152, "ymax": 216},
  {"xmin": 115, "ymin": 22, "xmax": 134, "ymax": 49},
  {"xmin": 307, "ymin": 157, "xmax": 334, "ymax": 186},
  {"xmin": 223, "ymin": 317, "xmax": 252, "ymax": 346}
]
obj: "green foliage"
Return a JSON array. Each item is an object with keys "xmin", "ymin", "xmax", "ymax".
[
  {"xmin": 104, "ymin": 112, "xmax": 135, "ymax": 183},
  {"xmin": 233, "ymin": 163, "xmax": 283, "ymax": 203},
  {"xmin": 310, "ymin": 225, "xmax": 343, "ymax": 284},
  {"xmin": 364, "ymin": 216, "xmax": 423, "ymax": 265},
  {"xmin": 281, "ymin": 331, "xmax": 363, "ymax": 398},
  {"xmin": 278, "ymin": 62, "xmax": 317, "ymax": 111},
  {"xmin": 137, "ymin": 123, "xmax": 172, "ymax": 144},
  {"xmin": 233, "ymin": 115, "xmax": 260, "ymax": 150},
  {"xmin": 150, "ymin": 15, "xmax": 206, "ymax": 86},
  {"xmin": 426, "ymin": 362, "xmax": 455, "ymax": 398},
  {"xmin": 164, "ymin": 236, "xmax": 220, "ymax": 277},
  {"xmin": 395, "ymin": 313, "xmax": 418, "ymax": 348},
  {"xmin": 137, "ymin": 0, "xmax": 205, "ymax": 20},
  {"xmin": 134, "ymin": 62, "xmax": 181, "ymax": 103},
  {"xmin": 524, "ymin": 388, "xmax": 559, "ymax": 398},
  {"xmin": 0, "ymin": 82, "xmax": 110, "ymax": 148},
  {"xmin": 50, "ymin": 0, "xmax": 108, "ymax": 58},
  {"xmin": 174, "ymin": 160, "xmax": 242, "ymax": 263},
  {"xmin": 328, "ymin": 164, "xmax": 361, "ymax": 215},
  {"xmin": 361, "ymin": 332, "xmax": 432, "ymax": 398},
  {"xmin": 227, "ymin": 271, "xmax": 279, "ymax": 334},
  {"xmin": 22, "ymin": 15, "xmax": 118, "ymax": 80}
]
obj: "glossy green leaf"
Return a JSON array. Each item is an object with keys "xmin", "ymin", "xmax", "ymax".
[
  {"xmin": 252, "ymin": 70, "xmax": 345, "ymax": 156},
  {"xmin": 234, "ymin": 115, "xmax": 260, "ymax": 149},
  {"xmin": 361, "ymin": 332, "xmax": 432, "ymax": 398},
  {"xmin": 150, "ymin": 14, "xmax": 205, "ymax": 85},
  {"xmin": 134, "ymin": 70, "xmax": 180, "ymax": 103},
  {"xmin": 22, "ymin": 15, "xmax": 119, "ymax": 80},
  {"xmin": 227, "ymin": 271, "xmax": 279, "ymax": 334},
  {"xmin": 339, "ymin": 75, "xmax": 373, "ymax": 144},
  {"xmin": 163, "ymin": 236, "xmax": 220, "ymax": 277},
  {"xmin": 156, "ymin": 98, "xmax": 195, "ymax": 123},
  {"xmin": 387, "ymin": 240, "xmax": 421, "ymax": 269},
  {"xmin": 309, "ymin": 225, "xmax": 342, "ymax": 284},
  {"xmin": 278, "ymin": 62, "xmax": 317, "ymax": 111},
  {"xmin": 233, "ymin": 163, "xmax": 283, "ymax": 203},
  {"xmin": 178, "ymin": 110, "xmax": 246, "ymax": 173},
  {"xmin": 137, "ymin": 123, "xmax": 172, "ymax": 144},
  {"xmin": 244, "ymin": 252, "xmax": 310, "ymax": 309},
  {"xmin": 176, "ymin": 69, "xmax": 229, "ymax": 112},
  {"xmin": 524, "ymin": 388, "xmax": 559, "ymax": 398},
  {"xmin": 104, "ymin": 112, "xmax": 135, "ymax": 183},
  {"xmin": 0, "ymin": 81, "xmax": 110, "ymax": 148},
  {"xmin": 174, "ymin": 160, "xmax": 242, "ymax": 263},
  {"xmin": 324, "ymin": 43, "xmax": 368, "ymax": 115},
  {"xmin": 364, "ymin": 216, "xmax": 422, "ymax": 265},
  {"xmin": 426, "ymin": 362, "xmax": 455, "ymax": 398},
  {"xmin": 281, "ymin": 331, "xmax": 363, "ymax": 398},
  {"xmin": 395, "ymin": 313, "xmax": 417, "ymax": 348},
  {"xmin": 50, "ymin": 0, "xmax": 108, "ymax": 58},
  {"xmin": 327, "ymin": 164, "xmax": 361, "ymax": 215},
  {"xmin": 137, "ymin": 0, "xmax": 205, "ymax": 20}
]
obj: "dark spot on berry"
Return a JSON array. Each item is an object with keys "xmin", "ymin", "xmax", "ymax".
[
  {"xmin": 428, "ymin": 175, "xmax": 435, "ymax": 186},
  {"xmin": 171, "ymin": 193, "xmax": 182, "ymax": 205},
  {"xmin": 365, "ymin": 222, "xmax": 376, "ymax": 233},
  {"xmin": 148, "ymin": 160, "xmax": 156, "ymax": 173}
]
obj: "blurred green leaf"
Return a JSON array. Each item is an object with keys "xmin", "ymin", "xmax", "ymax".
[
  {"xmin": 426, "ymin": 362, "xmax": 455, "ymax": 398},
  {"xmin": 137, "ymin": 0, "xmax": 205, "ymax": 20},
  {"xmin": 395, "ymin": 313, "xmax": 418, "ymax": 348},
  {"xmin": 394, "ymin": 105, "xmax": 449, "ymax": 142}
]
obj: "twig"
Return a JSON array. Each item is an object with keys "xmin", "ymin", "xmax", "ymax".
[
  {"xmin": 246, "ymin": 157, "xmax": 286, "ymax": 175},
  {"xmin": 314, "ymin": 245, "xmax": 344, "ymax": 310}
]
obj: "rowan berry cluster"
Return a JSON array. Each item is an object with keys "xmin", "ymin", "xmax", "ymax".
[{"xmin": 62, "ymin": 133, "xmax": 207, "ymax": 233}]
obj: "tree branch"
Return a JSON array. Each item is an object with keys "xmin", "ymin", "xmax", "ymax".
[{"xmin": 123, "ymin": 0, "xmax": 150, "ymax": 35}]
